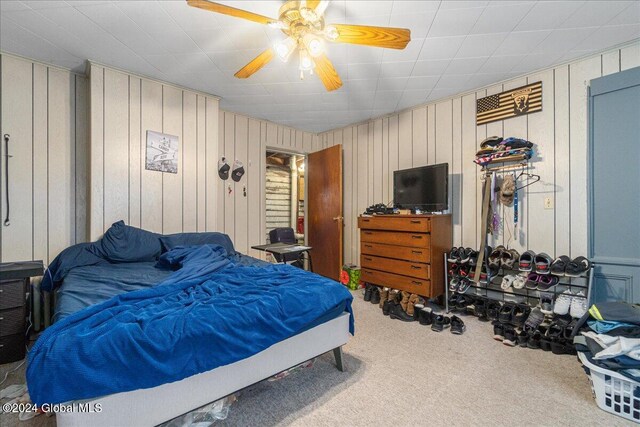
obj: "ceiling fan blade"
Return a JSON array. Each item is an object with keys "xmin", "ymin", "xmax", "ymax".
[
  {"xmin": 234, "ymin": 48, "xmax": 275, "ymax": 79},
  {"xmin": 186, "ymin": 0, "xmax": 276, "ymax": 25},
  {"xmin": 313, "ymin": 54, "xmax": 342, "ymax": 92},
  {"xmin": 329, "ymin": 24, "xmax": 411, "ymax": 49}
]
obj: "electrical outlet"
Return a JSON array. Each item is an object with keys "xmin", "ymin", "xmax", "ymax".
[{"xmin": 544, "ymin": 197, "xmax": 554, "ymax": 210}]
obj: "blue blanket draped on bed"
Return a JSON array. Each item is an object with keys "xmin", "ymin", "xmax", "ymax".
[{"xmin": 27, "ymin": 244, "xmax": 354, "ymax": 405}]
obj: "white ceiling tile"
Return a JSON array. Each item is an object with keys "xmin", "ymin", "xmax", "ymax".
[
  {"xmin": 380, "ymin": 61, "xmax": 415, "ymax": 78},
  {"xmin": 418, "ymin": 36, "xmax": 466, "ymax": 60},
  {"xmin": 381, "ymin": 38, "xmax": 424, "ymax": 62},
  {"xmin": 428, "ymin": 7, "xmax": 484, "ymax": 37},
  {"xmin": 348, "ymin": 62, "xmax": 381, "ymax": 80},
  {"xmin": 391, "ymin": 1, "xmax": 441, "ymax": 15},
  {"xmin": 445, "ymin": 57, "xmax": 489, "ymax": 75},
  {"xmin": 516, "ymin": 1, "xmax": 584, "ymax": 32},
  {"xmin": 456, "ymin": 33, "xmax": 508, "ymax": 58},
  {"xmin": 389, "ymin": 12, "xmax": 437, "ymax": 38},
  {"xmin": 470, "ymin": 3, "xmax": 535, "ymax": 35},
  {"xmin": 411, "ymin": 59, "xmax": 450, "ymax": 76},
  {"xmin": 562, "ymin": 1, "xmax": 633, "ymax": 30},
  {"xmin": 532, "ymin": 27, "xmax": 599, "ymax": 55},
  {"xmin": 493, "ymin": 30, "xmax": 552, "ymax": 56},
  {"xmin": 3, "ymin": 0, "xmax": 640, "ymax": 133}
]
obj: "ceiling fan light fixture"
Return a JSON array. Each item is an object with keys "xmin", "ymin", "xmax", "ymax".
[
  {"xmin": 323, "ymin": 25, "xmax": 339, "ymax": 41},
  {"xmin": 274, "ymin": 37, "xmax": 296, "ymax": 62},
  {"xmin": 299, "ymin": 50, "xmax": 313, "ymax": 71},
  {"xmin": 303, "ymin": 34, "xmax": 324, "ymax": 57},
  {"xmin": 299, "ymin": 7, "xmax": 318, "ymax": 23},
  {"xmin": 267, "ymin": 21, "xmax": 287, "ymax": 29}
]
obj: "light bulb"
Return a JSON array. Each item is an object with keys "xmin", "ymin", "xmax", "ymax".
[
  {"xmin": 274, "ymin": 38, "xmax": 295, "ymax": 62},
  {"xmin": 324, "ymin": 25, "xmax": 339, "ymax": 41},
  {"xmin": 300, "ymin": 56, "xmax": 313, "ymax": 70},
  {"xmin": 308, "ymin": 38, "xmax": 322, "ymax": 56},
  {"xmin": 267, "ymin": 21, "xmax": 287, "ymax": 30}
]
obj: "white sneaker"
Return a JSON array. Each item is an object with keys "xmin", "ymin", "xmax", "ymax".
[
  {"xmin": 554, "ymin": 290, "xmax": 573, "ymax": 315},
  {"xmin": 570, "ymin": 291, "xmax": 588, "ymax": 318}
]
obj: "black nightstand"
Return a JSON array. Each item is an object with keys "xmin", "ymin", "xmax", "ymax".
[{"xmin": 0, "ymin": 261, "xmax": 44, "ymax": 364}]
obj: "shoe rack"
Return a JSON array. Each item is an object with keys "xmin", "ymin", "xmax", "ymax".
[{"xmin": 444, "ymin": 252, "xmax": 594, "ymax": 314}]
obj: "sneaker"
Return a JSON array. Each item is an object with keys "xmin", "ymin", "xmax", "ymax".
[
  {"xmin": 540, "ymin": 293, "xmax": 554, "ymax": 315},
  {"xmin": 553, "ymin": 290, "xmax": 573, "ymax": 315},
  {"xmin": 451, "ymin": 316, "xmax": 466, "ymax": 335},
  {"xmin": 534, "ymin": 253, "xmax": 553, "ymax": 275},
  {"xmin": 431, "ymin": 315, "xmax": 451, "ymax": 332},
  {"xmin": 493, "ymin": 323, "xmax": 505, "ymax": 340},
  {"xmin": 486, "ymin": 301, "xmax": 502, "ymax": 321},
  {"xmin": 457, "ymin": 277, "xmax": 472, "ymax": 293},
  {"xmin": 448, "ymin": 293, "xmax": 459, "ymax": 310},
  {"xmin": 512, "ymin": 305, "xmax": 531, "ymax": 327},
  {"xmin": 517, "ymin": 330, "xmax": 529, "ymax": 347},
  {"xmin": 570, "ymin": 291, "xmax": 588, "ymax": 318},
  {"xmin": 498, "ymin": 304, "xmax": 514, "ymax": 324},
  {"xmin": 524, "ymin": 307, "xmax": 545, "ymax": 331},
  {"xmin": 536, "ymin": 274, "xmax": 559, "ymax": 291},
  {"xmin": 468, "ymin": 250, "xmax": 479, "ymax": 266},
  {"xmin": 449, "ymin": 277, "xmax": 459, "ymax": 292},
  {"xmin": 525, "ymin": 272, "xmax": 539, "ymax": 290},
  {"xmin": 419, "ymin": 306, "xmax": 433, "ymax": 325},
  {"xmin": 459, "ymin": 248, "xmax": 473, "ymax": 264},
  {"xmin": 503, "ymin": 327, "xmax": 517, "ymax": 347},
  {"xmin": 527, "ymin": 330, "xmax": 542, "ymax": 349},
  {"xmin": 370, "ymin": 287, "xmax": 381, "ymax": 304},
  {"xmin": 447, "ymin": 248, "xmax": 459, "ymax": 263},
  {"xmin": 456, "ymin": 295, "xmax": 474, "ymax": 310},
  {"xmin": 519, "ymin": 250, "xmax": 536, "ymax": 272},
  {"xmin": 512, "ymin": 273, "xmax": 527, "ymax": 289},
  {"xmin": 364, "ymin": 284, "xmax": 373, "ymax": 301}
]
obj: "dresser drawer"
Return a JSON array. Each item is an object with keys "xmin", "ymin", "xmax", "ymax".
[
  {"xmin": 0, "ymin": 307, "xmax": 25, "ymax": 337},
  {"xmin": 361, "ymin": 242, "xmax": 430, "ymax": 263},
  {"xmin": 0, "ymin": 280, "xmax": 26, "ymax": 310},
  {"xmin": 361, "ymin": 230, "xmax": 429, "ymax": 248},
  {"xmin": 358, "ymin": 216, "xmax": 430, "ymax": 232},
  {"xmin": 0, "ymin": 333, "xmax": 26, "ymax": 364},
  {"xmin": 361, "ymin": 268, "xmax": 431, "ymax": 296},
  {"xmin": 361, "ymin": 255, "xmax": 430, "ymax": 280}
]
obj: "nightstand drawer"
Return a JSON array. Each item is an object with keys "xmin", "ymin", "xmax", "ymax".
[
  {"xmin": 0, "ymin": 307, "xmax": 25, "ymax": 337},
  {"xmin": 0, "ymin": 333, "xmax": 26, "ymax": 364},
  {"xmin": 0, "ymin": 280, "xmax": 26, "ymax": 310}
]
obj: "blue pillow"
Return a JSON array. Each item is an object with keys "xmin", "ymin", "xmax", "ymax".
[
  {"xmin": 98, "ymin": 221, "xmax": 162, "ymax": 263},
  {"xmin": 41, "ymin": 242, "xmax": 108, "ymax": 292},
  {"xmin": 160, "ymin": 232, "xmax": 235, "ymax": 255}
]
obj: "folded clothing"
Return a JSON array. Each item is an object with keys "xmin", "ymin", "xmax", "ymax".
[{"xmin": 582, "ymin": 331, "xmax": 640, "ymax": 361}]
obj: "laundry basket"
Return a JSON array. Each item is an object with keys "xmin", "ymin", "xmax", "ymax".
[{"xmin": 578, "ymin": 351, "xmax": 640, "ymax": 423}]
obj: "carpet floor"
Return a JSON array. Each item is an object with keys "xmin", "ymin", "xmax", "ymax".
[{"xmin": 0, "ymin": 291, "xmax": 633, "ymax": 426}]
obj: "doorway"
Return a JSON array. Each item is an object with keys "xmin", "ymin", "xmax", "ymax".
[{"xmin": 265, "ymin": 151, "xmax": 306, "ymax": 245}]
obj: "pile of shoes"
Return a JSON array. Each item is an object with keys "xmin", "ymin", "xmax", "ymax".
[
  {"xmin": 414, "ymin": 304, "xmax": 466, "ymax": 335},
  {"xmin": 447, "ymin": 247, "xmax": 479, "ymax": 291},
  {"xmin": 363, "ymin": 284, "xmax": 422, "ymax": 322},
  {"xmin": 474, "ymin": 136, "xmax": 534, "ymax": 166}
]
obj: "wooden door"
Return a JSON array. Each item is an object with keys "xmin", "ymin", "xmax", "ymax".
[
  {"xmin": 307, "ymin": 145, "xmax": 343, "ymax": 280},
  {"xmin": 589, "ymin": 66, "xmax": 640, "ymax": 303}
]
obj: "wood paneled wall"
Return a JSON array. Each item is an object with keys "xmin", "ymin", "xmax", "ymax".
[
  {"xmin": 0, "ymin": 54, "xmax": 88, "ymax": 264},
  {"xmin": 89, "ymin": 63, "xmax": 220, "ymax": 240},
  {"xmin": 320, "ymin": 42, "xmax": 640, "ymax": 266},
  {"xmin": 216, "ymin": 110, "xmax": 319, "ymax": 258}
]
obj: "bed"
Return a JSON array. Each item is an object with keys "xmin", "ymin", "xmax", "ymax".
[{"xmin": 28, "ymin": 221, "xmax": 354, "ymax": 426}]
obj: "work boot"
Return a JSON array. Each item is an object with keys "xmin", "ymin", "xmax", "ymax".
[
  {"xmin": 390, "ymin": 301, "xmax": 414, "ymax": 322},
  {"xmin": 382, "ymin": 300, "xmax": 392, "ymax": 316},
  {"xmin": 370, "ymin": 287, "xmax": 381, "ymax": 305},
  {"xmin": 364, "ymin": 284, "xmax": 372, "ymax": 302},
  {"xmin": 413, "ymin": 303, "xmax": 424, "ymax": 322},
  {"xmin": 407, "ymin": 293, "xmax": 420, "ymax": 317},
  {"xmin": 400, "ymin": 291, "xmax": 411, "ymax": 312},
  {"xmin": 388, "ymin": 289, "xmax": 399, "ymax": 303},
  {"xmin": 419, "ymin": 306, "xmax": 433, "ymax": 325},
  {"xmin": 379, "ymin": 287, "xmax": 389, "ymax": 308}
]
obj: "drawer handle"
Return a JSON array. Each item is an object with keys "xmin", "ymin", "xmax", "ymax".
[
  {"xmin": 410, "ymin": 220, "xmax": 422, "ymax": 224},
  {"xmin": 364, "ymin": 270, "xmax": 374, "ymax": 274},
  {"xmin": 410, "ymin": 265, "xmax": 422, "ymax": 270},
  {"xmin": 362, "ymin": 219, "xmax": 370, "ymax": 222},
  {"xmin": 364, "ymin": 244, "xmax": 373, "ymax": 248},
  {"xmin": 411, "ymin": 280, "xmax": 422, "ymax": 285},
  {"xmin": 364, "ymin": 231, "xmax": 373, "ymax": 235},
  {"xmin": 364, "ymin": 257, "xmax": 373, "ymax": 261},
  {"xmin": 411, "ymin": 235, "xmax": 423, "ymax": 239},
  {"xmin": 411, "ymin": 250, "xmax": 423, "ymax": 254}
]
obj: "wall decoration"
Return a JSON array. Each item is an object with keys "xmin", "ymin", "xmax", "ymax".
[
  {"xmin": 146, "ymin": 130, "xmax": 178, "ymax": 173},
  {"xmin": 476, "ymin": 81, "xmax": 542, "ymax": 125}
]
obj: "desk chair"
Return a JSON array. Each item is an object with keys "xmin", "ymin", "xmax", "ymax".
[{"xmin": 268, "ymin": 228, "xmax": 304, "ymax": 268}]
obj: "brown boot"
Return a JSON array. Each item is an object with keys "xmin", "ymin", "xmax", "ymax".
[
  {"xmin": 407, "ymin": 293, "xmax": 420, "ymax": 317},
  {"xmin": 400, "ymin": 291, "xmax": 411, "ymax": 312},
  {"xmin": 388, "ymin": 289, "xmax": 399, "ymax": 302},
  {"xmin": 379, "ymin": 287, "xmax": 389, "ymax": 308}
]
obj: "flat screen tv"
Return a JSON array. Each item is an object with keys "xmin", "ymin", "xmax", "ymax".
[{"xmin": 393, "ymin": 163, "xmax": 449, "ymax": 211}]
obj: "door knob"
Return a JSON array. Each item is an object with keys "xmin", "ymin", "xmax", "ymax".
[{"xmin": 332, "ymin": 216, "xmax": 343, "ymax": 221}]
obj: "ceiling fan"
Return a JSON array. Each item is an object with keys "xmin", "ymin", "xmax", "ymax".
[{"xmin": 186, "ymin": 0, "xmax": 411, "ymax": 91}]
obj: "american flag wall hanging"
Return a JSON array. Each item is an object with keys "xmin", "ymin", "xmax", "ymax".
[{"xmin": 476, "ymin": 81, "xmax": 542, "ymax": 125}]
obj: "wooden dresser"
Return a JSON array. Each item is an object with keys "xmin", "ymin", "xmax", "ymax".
[{"xmin": 358, "ymin": 215, "xmax": 452, "ymax": 299}]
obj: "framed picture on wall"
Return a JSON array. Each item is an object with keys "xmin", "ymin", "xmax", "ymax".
[{"xmin": 146, "ymin": 130, "xmax": 178, "ymax": 174}]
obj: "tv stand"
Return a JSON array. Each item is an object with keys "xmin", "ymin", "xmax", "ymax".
[{"xmin": 357, "ymin": 214, "xmax": 452, "ymax": 298}]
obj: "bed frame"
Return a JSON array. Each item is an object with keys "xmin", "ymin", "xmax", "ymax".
[{"xmin": 55, "ymin": 312, "xmax": 351, "ymax": 427}]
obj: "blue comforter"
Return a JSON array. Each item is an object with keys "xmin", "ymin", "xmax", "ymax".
[{"xmin": 27, "ymin": 245, "xmax": 353, "ymax": 405}]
